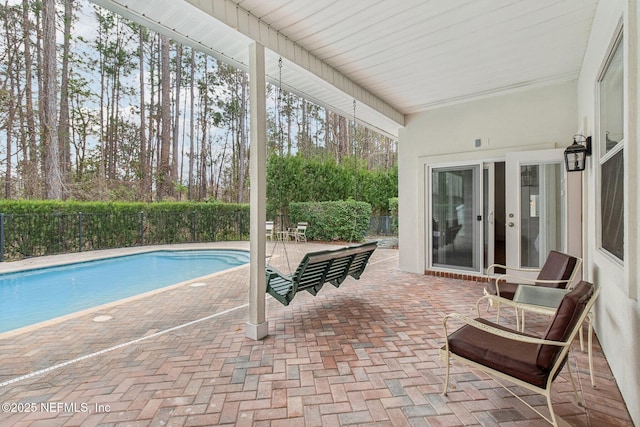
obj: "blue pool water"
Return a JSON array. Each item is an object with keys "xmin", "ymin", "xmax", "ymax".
[{"xmin": 0, "ymin": 249, "xmax": 249, "ymax": 333}]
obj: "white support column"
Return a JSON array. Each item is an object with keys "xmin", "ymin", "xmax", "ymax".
[{"xmin": 246, "ymin": 42, "xmax": 268, "ymax": 340}]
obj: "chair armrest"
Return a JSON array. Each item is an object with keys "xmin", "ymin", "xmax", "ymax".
[
  {"xmin": 492, "ymin": 275, "xmax": 571, "ymax": 297},
  {"xmin": 487, "ymin": 263, "xmax": 541, "ymax": 276},
  {"xmin": 492, "ymin": 273, "xmax": 534, "ymax": 297},
  {"xmin": 495, "ymin": 274, "xmax": 572, "ymax": 287},
  {"xmin": 496, "ymin": 273, "xmax": 571, "ymax": 284},
  {"xmin": 442, "ymin": 313, "xmax": 568, "ymax": 347}
]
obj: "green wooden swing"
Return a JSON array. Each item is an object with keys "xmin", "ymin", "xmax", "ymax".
[
  {"xmin": 266, "ymin": 241, "xmax": 377, "ymax": 306},
  {"xmin": 265, "ymin": 60, "xmax": 375, "ymax": 306}
]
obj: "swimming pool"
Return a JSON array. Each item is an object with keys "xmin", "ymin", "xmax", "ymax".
[{"xmin": 0, "ymin": 249, "xmax": 249, "ymax": 334}]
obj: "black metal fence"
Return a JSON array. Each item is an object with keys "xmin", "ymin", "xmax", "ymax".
[
  {"xmin": 367, "ymin": 215, "xmax": 397, "ymax": 237},
  {"xmin": 0, "ymin": 211, "xmax": 249, "ymax": 262},
  {"xmin": 0, "ymin": 212, "xmax": 398, "ymax": 262}
]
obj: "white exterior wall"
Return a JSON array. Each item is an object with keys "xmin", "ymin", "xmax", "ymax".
[
  {"xmin": 577, "ymin": 0, "xmax": 640, "ymax": 423},
  {"xmin": 398, "ymin": 81, "xmax": 577, "ymax": 273},
  {"xmin": 399, "ymin": 1, "xmax": 640, "ymax": 422}
]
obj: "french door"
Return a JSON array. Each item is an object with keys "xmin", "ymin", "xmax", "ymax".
[
  {"xmin": 429, "ymin": 163, "xmax": 482, "ymax": 272},
  {"xmin": 505, "ymin": 149, "xmax": 567, "ymax": 269},
  {"xmin": 427, "ymin": 149, "xmax": 568, "ymax": 274}
]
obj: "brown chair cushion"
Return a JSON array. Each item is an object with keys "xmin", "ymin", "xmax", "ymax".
[
  {"xmin": 446, "ymin": 319, "xmax": 551, "ymax": 388},
  {"xmin": 536, "ymin": 280, "xmax": 593, "ymax": 370},
  {"xmin": 486, "ymin": 280, "xmax": 518, "ymax": 300},
  {"xmin": 536, "ymin": 250, "xmax": 578, "ymax": 288},
  {"xmin": 485, "ymin": 251, "xmax": 578, "ymax": 299}
]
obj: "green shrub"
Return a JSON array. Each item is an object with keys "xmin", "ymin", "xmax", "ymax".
[
  {"xmin": 289, "ymin": 200, "xmax": 371, "ymax": 242},
  {"xmin": 0, "ymin": 200, "xmax": 249, "ymax": 261},
  {"xmin": 267, "ymin": 155, "xmax": 397, "ymax": 219}
]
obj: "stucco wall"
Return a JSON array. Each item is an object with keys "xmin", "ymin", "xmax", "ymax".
[
  {"xmin": 577, "ymin": 0, "xmax": 639, "ymax": 423},
  {"xmin": 398, "ymin": 81, "xmax": 578, "ymax": 273},
  {"xmin": 398, "ymin": 0, "xmax": 640, "ymax": 422}
]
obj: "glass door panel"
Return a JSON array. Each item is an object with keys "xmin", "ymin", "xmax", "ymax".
[
  {"xmin": 519, "ymin": 164, "xmax": 562, "ymax": 267},
  {"xmin": 506, "ymin": 150, "xmax": 566, "ymax": 269},
  {"xmin": 430, "ymin": 164, "xmax": 481, "ymax": 271}
]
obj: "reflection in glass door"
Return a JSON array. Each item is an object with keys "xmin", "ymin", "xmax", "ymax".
[
  {"xmin": 431, "ymin": 165, "xmax": 481, "ymax": 271},
  {"xmin": 506, "ymin": 149, "xmax": 566, "ymax": 270},
  {"xmin": 519, "ymin": 164, "xmax": 562, "ymax": 267}
]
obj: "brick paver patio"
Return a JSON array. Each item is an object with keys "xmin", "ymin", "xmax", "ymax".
[{"xmin": 0, "ymin": 242, "xmax": 633, "ymax": 426}]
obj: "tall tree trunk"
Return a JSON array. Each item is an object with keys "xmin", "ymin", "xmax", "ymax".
[
  {"xmin": 42, "ymin": 0, "xmax": 62, "ymax": 199},
  {"xmin": 97, "ymin": 13, "xmax": 107, "ymax": 198},
  {"xmin": 4, "ymin": 59, "xmax": 14, "ymax": 199},
  {"xmin": 324, "ymin": 109, "xmax": 331, "ymax": 158},
  {"xmin": 286, "ymin": 94, "xmax": 293, "ymax": 155},
  {"xmin": 70, "ymin": 91, "xmax": 88, "ymax": 181},
  {"xmin": 188, "ymin": 48, "xmax": 195, "ymax": 200},
  {"xmin": 214, "ymin": 131, "xmax": 229, "ymax": 201},
  {"xmin": 138, "ymin": 26, "xmax": 148, "ymax": 200},
  {"xmin": 300, "ymin": 98, "xmax": 308, "ymax": 155},
  {"xmin": 171, "ymin": 44, "xmax": 182, "ymax": 185},
  {"xmin": 22, "ymin": 0, "xmax": 39, "ymax": 198},
  {"xmin": 148, "ymin": 34, "xmax": 157, "ymax": 200},
  {"xmin": 338, "ymin": 114, "xmax": 348, "ymax": 162},
  {"xmin": 35, "ymin": 3, "xmax": 46, "ymax": 186},
  {"xmin": 109, "ymin": 66, "xmax": 117, "ymax": 179},
  {"xmin": 198, "ymin": 57, "xmax": 209, "ymax": 200},
  {"xmin": 58, "ymin": 0, "xmax": 73, "ymax": 196},
  {"xmin": 157, "ymin": 33, "xmax": 171, "ymax": 200},
  {"xmin": 3, "ymin": 8, "xmax": 17, "ymax": 199},
  {"xmin": 237, "ymin": 72, "xmax": 247, "ymax": 203}
]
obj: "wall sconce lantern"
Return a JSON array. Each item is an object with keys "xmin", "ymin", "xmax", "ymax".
[{"xmin": 564, "ymin": 134, "xmax": 592, "ymax": 172}]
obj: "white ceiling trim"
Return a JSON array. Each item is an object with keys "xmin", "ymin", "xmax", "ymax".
[{"xmin": 89, "ymin": 0, "xmax": 598, "ymax": 139}]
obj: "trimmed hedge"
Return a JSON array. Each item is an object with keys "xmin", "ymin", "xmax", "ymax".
[
  {"xmin": 289, "ymin": 200, "xmax": 371, "ymax": 242},
  {"xmin": 0, "ymin": 200, "xmax": 249, "ymax": 261},
  {"xmin": 267, "ymin": 155, "xmax": 397, "ymax": 219}
]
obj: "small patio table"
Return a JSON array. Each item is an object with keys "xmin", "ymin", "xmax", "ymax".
[{"xmin": 276, "ymin": 230, "xmax": 290, "ymax": 241}]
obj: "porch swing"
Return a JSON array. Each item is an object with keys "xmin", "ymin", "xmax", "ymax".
[{"xmin": 264, "ymin": 59, "xmax": 377, "ymax": 306}]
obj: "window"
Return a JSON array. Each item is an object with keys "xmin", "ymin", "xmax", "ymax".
[{"xmin": 599, "ymin": 34, "xmax": 624, "ymax": 261}]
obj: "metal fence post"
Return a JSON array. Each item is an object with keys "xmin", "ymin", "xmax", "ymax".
[
  {"xmin": 78, "ymin": 212, "xmax": 83, "ymax": 252},
  {"xmin": 0, "ymin": 213, "xmax": 4, "ymax": 262},
  {"xmin": 192, "ymin": 211, "xmax": 197, "ymax": 242},
  {"xmin": 139, "ymin": 211, "xmax": 145, "ymax": 246}
]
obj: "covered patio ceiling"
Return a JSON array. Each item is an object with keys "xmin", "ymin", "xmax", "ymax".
[{"xmin": 91, "ymin": 0, "xmax": 599, "ymax": 138}]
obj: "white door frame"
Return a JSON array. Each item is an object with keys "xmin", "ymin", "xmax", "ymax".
[
  {"xmin": 426, "ymin": 161, "xmax": 484, "ymax": 274},
  {"xmin": 505, "ymin": 148, "xmax": 567, "ymax": 270}
]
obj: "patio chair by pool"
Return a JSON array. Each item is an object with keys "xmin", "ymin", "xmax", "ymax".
[
  {"xmin": 266, "ymin": 221, "xmax": 274, "ymax": 241},
  {"xmin": 441, "ymin": 280, "xmax": 599, "ymax": 427},
  {"xmin": 288, "ymin": 222, "xmax": 308, "ymax": 242},
  {"xmin": 266, "ymin": 241, "xmax": 377, "ymax": 306}
]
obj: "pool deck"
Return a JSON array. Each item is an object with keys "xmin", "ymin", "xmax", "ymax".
[{"xmin": 0, "ymin": 242, "xmax": 633, "ymax": 426}]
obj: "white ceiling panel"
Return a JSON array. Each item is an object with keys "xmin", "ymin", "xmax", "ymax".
[{"xmin": 92, "ymin": 0, "xmax": 599, "ymax": 137}]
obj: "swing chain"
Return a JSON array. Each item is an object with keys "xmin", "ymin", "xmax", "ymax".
[{"xmin": 268, "ymin": 57, "xmax": 292, "ymax": 273}]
